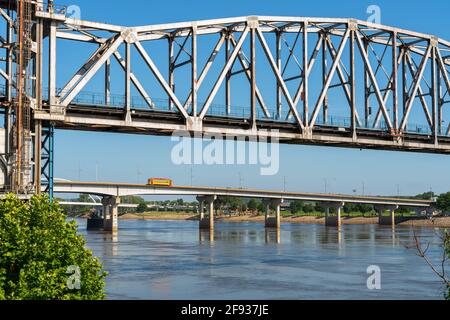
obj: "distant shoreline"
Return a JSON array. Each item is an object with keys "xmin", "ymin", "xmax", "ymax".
[{"xmin": 118, "ymin": 213, "xmax": 450, "ymax": 228}]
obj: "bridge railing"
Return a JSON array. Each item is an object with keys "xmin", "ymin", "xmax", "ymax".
[{"xmin": 2, "ymin": 84, "xmax": 440, "ymax": 137}]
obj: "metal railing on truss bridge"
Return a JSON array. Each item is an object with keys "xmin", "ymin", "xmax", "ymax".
[{"xmin": 0, "ymin": 83, "xmax": 442, "ymax": 137}]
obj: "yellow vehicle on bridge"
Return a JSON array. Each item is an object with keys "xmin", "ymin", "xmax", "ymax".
[{"xmin": 147, "ymin": 178, "xmax": 173, "ymax": 187}]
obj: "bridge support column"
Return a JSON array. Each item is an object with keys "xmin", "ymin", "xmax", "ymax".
[
  {"xmin": 103, "ymin": 196, "xmax": 121, "ymax": 232},
  {"xmin": 264, "ymin": 199, "xmax": 283, "ymax": 229},
  {"xmin": 375, "ymin": 205, "xmax": 399, "ymax": 226},
  {"xmin": 323, "ymin": 202, "xmax": 345, "ymax": 228},
  {"xmin": 197, "ymin": 195, "xmax": 216, "ymax": 230}
]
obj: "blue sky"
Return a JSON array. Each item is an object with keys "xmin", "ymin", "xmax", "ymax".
[{"xmin": 54, "ymin": 0, "xmax": 450, "ymax": 198}]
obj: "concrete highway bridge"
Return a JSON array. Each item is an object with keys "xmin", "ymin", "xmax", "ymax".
[
  {"xmin": 53, "ymin": 180, "xmax": 434, "ymax": 232},
  {"xmin": 0, "ymin": 1, "xmax": 446, "ymax": 235}
]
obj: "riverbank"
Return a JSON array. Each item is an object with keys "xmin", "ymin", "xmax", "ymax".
[{"xmin": 120, "ymin": 213, "xmax": 450, "ymax": 228}]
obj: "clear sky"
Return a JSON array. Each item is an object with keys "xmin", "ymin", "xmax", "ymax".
[{"xmin": 54, "ymin": 0, "xmax": 450, "ymax": 198}]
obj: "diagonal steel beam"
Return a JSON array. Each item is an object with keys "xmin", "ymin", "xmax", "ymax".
[
  {"xmin": 405, "ymin": 52, "xmax": 433, "ymax": 128},
  {"xmin": 325, "ymin": 36, "xmax": 362, "ymax": 127},
  {"xmin": 199, "ymin": 27, "xmax": 250, "ymax": 119},
  {"xmin": 112, "ymin": 51, "xmax": 154, "ymax": 108},
  {"xmin": 310, "ymin": 29, "xmax": 350, "ymax": 127},
  {"xmin": 285, "ymin": 34, "xmax": 323, "ymax": 120},
  {"xmin": 354, "ymin": 30, "xmax": 393, "ymax": 130},
  {"xmin": 435, "ymin": 47, "xmax": 450, "ymax": 105},
  {"xmin": 60, "ymin": 35, "xmax": 124, "ymax": 108},
  {"xmin": 134, "ymin": 40, "xmax": 190, "ymax": 119},
  {"xmin": 59, "ymin": 37, "xmax": 116, "ymax": 99},
  {"xmin": 229, "ymin": 35, "xmax": 271, "ymax": 118},
  {"xmin": 256, "ymin": 28, "xmax": 304, "ymax": 129},
  {"xmin": 183, "ymin": 33, "xmax": 226, "ymax": 109},
  {"xmin": 399, "ymin": 43, "xmax": 432, "ymax": 131},
  {"xmin": 372, "ymin": 49, "xmax": 405, "ymax": 128}
]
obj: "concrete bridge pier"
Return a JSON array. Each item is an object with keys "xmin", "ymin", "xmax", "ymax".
[
  {"xmin": 375, "ymin": 205, "xmax": 399, "ymax": 226},
  {"xmin": 103, "ymin": 196, "xmax": 121, "ymax": 232},
  {"xmin": 323, "ymin": 202, "xmax": 345, "ymax": 227},
  {"xmin": 264, "ymin": 199, "xmax": 283, "ymax": 229},
  {"xmin": 197, "ymin": 195, "xmax": 216, "ymax": 230}
]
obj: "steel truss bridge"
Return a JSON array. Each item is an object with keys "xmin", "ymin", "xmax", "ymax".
[{"xmin": 1, "ymin": 1, "xmax": 450, "ymax": 197}]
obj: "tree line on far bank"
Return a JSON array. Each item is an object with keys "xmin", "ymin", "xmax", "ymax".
[{"xmin": 61, "ymin": 191, "xmax": 450, "ymax": 217}]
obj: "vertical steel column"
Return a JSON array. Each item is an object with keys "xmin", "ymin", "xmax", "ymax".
[
  {"xmin": 168, "ymin": 36, "xmax": 174, "ymax": 111},
  {"xmin": 364, "ymin": 39, "xmax": 370, "ymax": 128},
  {"xmin": 431, "ymin": 42, "xmax": 438, "ymax": 144},
  {"xmin": 350, "ymin": 28, "xmax": 356, "ymax": 137},
  {"xmin": 392, "ymin": 32, "xmax": 399, "ymax": 131},
  {"xmin": 48, "ymin": 125, "xmax": 54, "ymax": 201},
  {"xmin": 105, "ymin": 58, "xmax": 110, "ymax": 105},
  {"xmin": 34, "ymin": 122, "xmax": 42, "ymax": 193},
  {"xmin": 303, "ymin": 22, "xmax": 309, "ymax": 126},
  {"xmin": 48, "ymin": 21, "xmax": 57, "ymax": 112},
  {"xmin": 4, "ymin": 9, "xmax": 13, "ymax": 190},
  {"xmin": 437, "ymin": 56, "xmax": 443, "ymax": 135},
  {"xmin": 41, "ymin": 124, "xmax": 55, "ymax": 201},
  {"xmin": 276, "ymin": 30, "xmax": 282, "ymax": 119},
  {"xmin": 125, "ymin": 41, "xmax": 131, "ymax": 121},
  {"xmin": 250, "ymin": 26, "xmax": 256, "ymax": 129},
  {"xmin": 322, "ymin": 33, "xmax": 328, "ymax": 123},
  {"xmin": 191, "ymin": 25, "xmax": 197, "ymax": 117},
  {"xmin": 34, "ymin": 14, "xmax": 44, "ymax": 194}
]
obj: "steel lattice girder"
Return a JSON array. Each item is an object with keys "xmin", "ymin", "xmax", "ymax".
[{"xmin": 20, "ymin": 12, "xmax": 450, "ymax": 154}]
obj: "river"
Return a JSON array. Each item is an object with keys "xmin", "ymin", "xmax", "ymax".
[{"xmin": 76, "ymin": 219, "xmax": 447, "ymax": 300}]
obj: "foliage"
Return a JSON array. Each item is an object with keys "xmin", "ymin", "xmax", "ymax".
[
  {"xmin": 302, "ymin": 204, "xmax": 315, "ymax": 213},
  {"xmin": 0, "ymin": 194, "xmax": 107, "ymax": 300},
  {"xmin": 247, "ymin": 199, "xmax": 259, "ymax": 211},
  {"xmin": 136, "ymin": 202, "xmax": 148, "ymax": 213},
  {"xmin": 437, "ymin": 193, "xmax": 450, "ymax": 213},
  {"xmin": 414, "ymin": 192, "xmax": 435, "ymax": 200},
  {"xmin": 121, "ymin": 195, "xmax": 146, "ymax": 204},
  {"xmin": 343, "ymin": 203, "xmax": 374, "ymax": 214},
  {"xmin": 289, "ymin": 201, "xmax": 303, "ymax": 214},
  {"xmin": 396, "ymin": 206, "xmax": 412, "ymax": 214}
]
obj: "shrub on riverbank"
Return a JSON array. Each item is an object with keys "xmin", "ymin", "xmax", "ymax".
[{"xmin": 0, "ymin": 194, "xmax": 107, "ymax": 300}]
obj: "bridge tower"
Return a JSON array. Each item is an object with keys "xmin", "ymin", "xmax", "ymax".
[{"xmin": 0, "ymin": 0, "xmax": 56, "ymax": 198}]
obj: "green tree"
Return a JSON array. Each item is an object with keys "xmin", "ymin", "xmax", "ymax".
[
  {"xmin": 0, "ymin": 194, "xmax": 107, "ymax": 300},
  {"xmin": 303, "ymin": 204, "xmax": 315, "ymax": 214},
  {"xmin": 414, "ymin": 191, "xmax": 435, "ymax": 200},
  {"xmin": 289, "ymin": 201, "xmax": 303, "ymax": 214},
  {"xmin": 437, "ymin": 193, "xmax": 450, "ymax": 213},
  {"xmin": 136, "ymin": 202, "xmax": 148, "ymax": 213},
  {"xmin": 247, "ymin": 199, "xmax": 259, "ymax": 211}
]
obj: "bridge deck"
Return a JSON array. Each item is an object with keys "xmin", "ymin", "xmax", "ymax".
[{"xmin": 53, "ymin": 181, "xmax": 434, "ymax": 207}]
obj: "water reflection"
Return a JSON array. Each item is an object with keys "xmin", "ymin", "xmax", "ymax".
[
  {"xmin": 265, "ymin": 228, "xmax": 281, "ymax": 244},
  {"xmin": 199, "ymin": 229, "xmax": 214, "ymax": 243},
  {"xmin": 78, "ymin": 220, "xmax": 445, "ymax": 300},
  {"xmin": 98, "ymin": 231, "xmax": 119, "ymax": 257}
]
